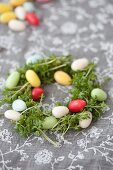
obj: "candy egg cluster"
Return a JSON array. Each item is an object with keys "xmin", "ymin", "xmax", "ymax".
[
  {"xmin": 0, "ymin": 0, "xmax": 40, "ymax": 31},
  {"xmin": 3, "ymin": 56, "xmax": 108, "ymax": 139}
]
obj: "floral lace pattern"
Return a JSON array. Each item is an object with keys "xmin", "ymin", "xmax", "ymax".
[{"xmin": 0, "ymin": 0, "xmax": 113, "ymax": 169}]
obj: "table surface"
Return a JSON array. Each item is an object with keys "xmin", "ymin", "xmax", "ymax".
[{"xmin": 0, "ymin": 0, "xmax": 113, "ymax": 170}]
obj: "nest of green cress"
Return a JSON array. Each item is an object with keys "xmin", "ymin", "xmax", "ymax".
[{"xmin": 0, "ymin": 55, "xmax": 108, "ymax": 145}]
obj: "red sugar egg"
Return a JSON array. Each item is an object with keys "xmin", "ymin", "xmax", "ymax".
[
  {"xmin": 26, "ymin": 13, "xmax": 40, "ymax": 26},
  {"xmin": 32, "ymin": 87, "xmax": 44, "ymax": 101},
  {"xmin": 68, "ymin": 99, "xmax": 87, "ymax": 113}
]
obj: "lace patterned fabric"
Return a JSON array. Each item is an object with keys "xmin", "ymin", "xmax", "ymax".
[{"xmin": 0, "ymin": 0, "xmax": 113, "ymax": 169}]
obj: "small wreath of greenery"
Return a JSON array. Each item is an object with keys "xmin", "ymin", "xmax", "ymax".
[{"xmin": 0, "ymin": 55, "xmax": 109, "ymax": 146}]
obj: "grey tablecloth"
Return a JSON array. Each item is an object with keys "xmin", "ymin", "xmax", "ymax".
[{"xmin": 0, "ymin": 0, "xmax": 113, "ymax": 170}]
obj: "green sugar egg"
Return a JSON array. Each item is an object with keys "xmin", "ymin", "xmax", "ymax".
[
  {"xmin": 91, "ymin": 88, "xmax": 107, "ymax": 101},
  {"xmin": 5, "ymin": 71, "xmax": 20, "ymax": 89},
  {"xmin": 42, "ymin": 116, "xmax": 58, "ymax": 130}
]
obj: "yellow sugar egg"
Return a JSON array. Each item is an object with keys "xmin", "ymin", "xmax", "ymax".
[
  {"xmin": 25, "ymin": 70, "xmax": 41, "ymax": 87},
  {"xmin": 54, "ymin": 71, "xmax": 72, "ymax": 86},
  {"xmin": 0, "ymin": 12, "xmax": 16, "ymax": 23},
  {"xmin": 10, "ymin": 0, "xmax": 26, "ymax": 7},
  {"xmin": 0, "ymin": 3, "xmax": 12, "ymax": 13}
]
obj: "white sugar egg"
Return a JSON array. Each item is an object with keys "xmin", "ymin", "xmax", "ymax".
[
  {"xmin": 79, "ymin": 111, "xmax": 92, "ymax": 128},
  {"xmin": 8, "ymin": 19, "xmax": 26, "ymax": 31},
  {"xmin": 52, "ymin": 106, "xmax": 69, "ymax": 118},
  {"xmin": 15, "ymin": 6, "xmax": 26, "ymax": 20},
  {"xmin": 12, "ymin": 99, "xmax": 27, "ymax": 112},
  {"xmin": 4, "ymin": 110, "xmax": 21, "ymax": 121},
  {"xmin": 71, "ymin": 58, "xmax": 89, "ymax": 71}
]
